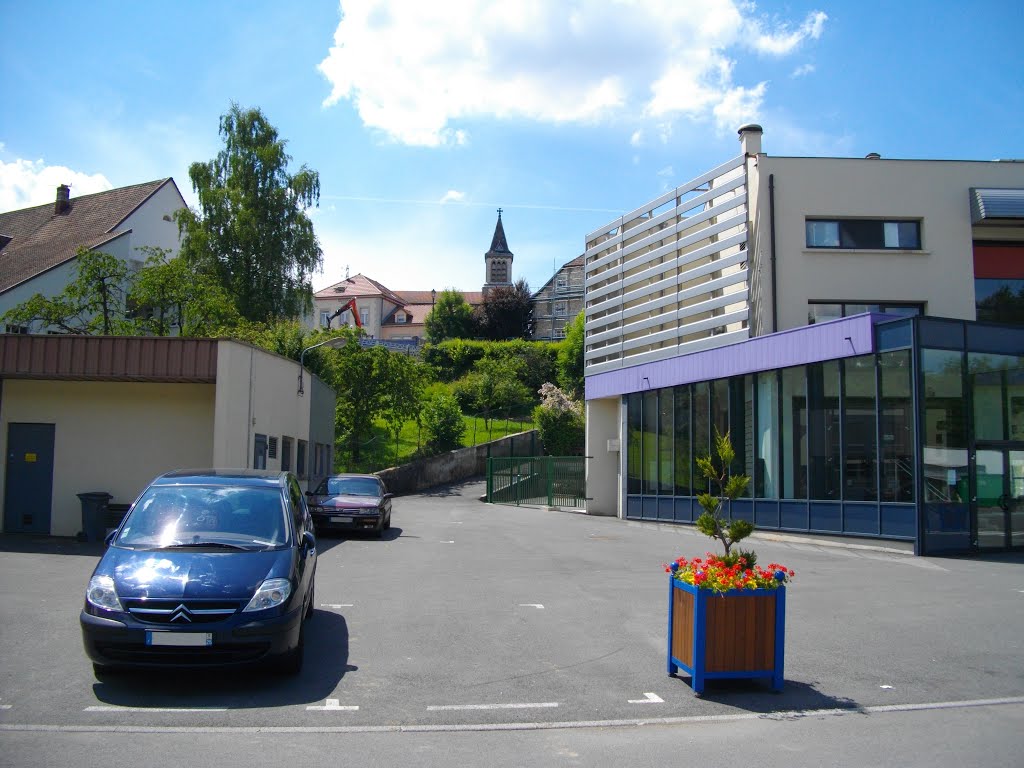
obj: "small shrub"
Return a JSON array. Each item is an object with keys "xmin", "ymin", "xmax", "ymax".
[{"xmin": 421, "ymin": 392, "xmax": 465, "ymax": 452}]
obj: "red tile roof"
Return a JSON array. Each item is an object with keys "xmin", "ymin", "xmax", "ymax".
[{"xmin": 0, "ymin": 179, "xmax": 175, "ymax": 294}]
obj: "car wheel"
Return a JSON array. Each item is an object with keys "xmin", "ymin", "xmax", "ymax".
[
  {"xmin": 384, "ymin": 512, "xmax": 391, "ymax": 530},
  {"xmin": 375, "ymin": 518, "xmax": 384, "ymax": 539},
  {"xmin": 92, "ymin": 663, "xmax": 122, "ymax": 680},
  {"xmin": 278, "ymin": 622, "xmax": 305, "ymax": 676}
]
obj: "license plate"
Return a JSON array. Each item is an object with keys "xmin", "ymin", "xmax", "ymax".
[
  {"xmin": 146, "ymin": 631, "xmax": 212, "ymax": 647},
  {"xmin": 331, "ymin": 516, "xmax": 353, "ymax": 523}
]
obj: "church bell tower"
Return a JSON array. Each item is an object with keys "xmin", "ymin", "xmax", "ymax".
[{"xmin": 483, "ymin": 208, "xmax": 513, "ymax": 296}]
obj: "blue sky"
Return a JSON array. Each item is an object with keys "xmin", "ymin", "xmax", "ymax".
[{"xmin": 2, "ymin": 1, "xmax": 1022, "ymax": 295}]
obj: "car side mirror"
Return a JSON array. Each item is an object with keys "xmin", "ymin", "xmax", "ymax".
[
  {"xmin": 302, "ymin": 530, "xmax": 316, "ymax": 551},
  {"xmin": 383, "ymin": 493, "xmax": 393, "ymax": 500}
]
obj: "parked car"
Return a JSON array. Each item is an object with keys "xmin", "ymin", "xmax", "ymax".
[
  {"xmin": 306, "ymin": 474, "xmax": 392, "ymax": 538},
  {"xmin": 80, "ymin": 469, "xmax": 317, "ymax": 677}
]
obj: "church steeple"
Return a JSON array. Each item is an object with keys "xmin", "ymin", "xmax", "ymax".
[{"xmin": 483, "ymin": 208, "xmax": 513, "ymax": 295}]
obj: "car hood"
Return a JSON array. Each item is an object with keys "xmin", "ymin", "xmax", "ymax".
[
  {"xmin": 99, "ymin": 547, "xmax": 291, "ymax": 600},
  {"xmin": 317, "ymin": 494, "xmax": 380, "ymax": 509}
]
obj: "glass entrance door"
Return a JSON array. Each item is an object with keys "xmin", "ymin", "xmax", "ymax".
[{"xmin": 973, "ymin": 448, "xmax": 1024, "ymax": 550}]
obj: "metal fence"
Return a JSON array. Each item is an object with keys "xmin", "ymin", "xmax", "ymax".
[{"xmin": 486, "ymin": 456, "xmax": 587, "ymax": 508}]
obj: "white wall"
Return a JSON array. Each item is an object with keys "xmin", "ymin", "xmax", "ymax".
[
  {"xmin": 754, "ymin": 156, "xmax": 1024, "ymax": 331},
  {"xmin": 213, "ymin": 340, "xmax": 327, "ymax": 483},
  {"xmin": 0, "ymin": 380, "xmax": 215, "ymax": 536},
  {"xmin": 584, "ymin": 397, "xmax": 622, "ymax": 517}
]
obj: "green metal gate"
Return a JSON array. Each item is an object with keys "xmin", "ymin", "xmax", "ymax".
[{"xmin": 486, "ymin": 456, "xmax": 587, "ymax": 508}]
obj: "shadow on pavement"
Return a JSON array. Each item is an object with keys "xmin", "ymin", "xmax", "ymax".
[
  {"xmin": 90, "ymin": 611, "xmax": 353, "ymax": 709},
  {"xmin": 0, "ymin": 533, "xmax": 105, "ymax": 558},
  {"xmin": 670, "ymin": 675, "xmax": 861, "ymax": 713},
  {"xmin": 419, "ymin": 477, "xmax": 485, "ymax": 498}
]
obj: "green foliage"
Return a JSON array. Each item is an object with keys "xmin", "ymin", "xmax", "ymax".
[
  {"xmin": 129, "ymin": 248, "xmax": 240, "ymax": 336},
  {"xmin": 475, "ymin": 279, "xmax": 534, "ymax": 340},
  {"xmin": 424, "ymin": 289, "xmax": 476, "ymax": 342},
  {"xmin": 453, "ymin": 356, "xmax": 532, "ymax": 430},
  {"xmin": 694, "ymin": 429, "xmax": 753, "ymax": 556},
  {"xmin": 533, "ymin": 383, "xmax": 584, "ymax": 456},
  {"xmin": 556, "ymin": 310, "xmax": 585, "ymax": 397},
  {"xmin": 423, "ymin": 338, "xmax": 557, "ymax": 387},
  {"xmin": 421, "ymin": 391, "xmax": 465, "ymax": 452},
  {"xmin": 177, "ymin": 103, "xmax": 322, "ymax": 323},
  {"xmin": 2, "ymin": 248, "xmax": 133, "ymax": 335}
]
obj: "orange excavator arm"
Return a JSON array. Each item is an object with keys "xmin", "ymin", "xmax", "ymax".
[{"xmin": 326, "ymin": 298, "xmax": 362, "ymax": 328}]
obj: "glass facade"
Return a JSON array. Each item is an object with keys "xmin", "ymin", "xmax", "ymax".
[{"xmin": 622, "ymin": 317, "xmax": 1024, "ymax": 555}]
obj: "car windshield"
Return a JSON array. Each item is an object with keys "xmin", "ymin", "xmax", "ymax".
[
  {"xmin": 115, "ymin": 485, "xmax": 288, "ymax": 550},
  {"xmin": 323, "ymin": 477, "xmax": 380, "ymax": 497}
]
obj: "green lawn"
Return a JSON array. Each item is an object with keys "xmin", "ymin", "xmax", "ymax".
[{"xmin": 338, "ymin": 413, "xmax": 536, "ymax": 473}]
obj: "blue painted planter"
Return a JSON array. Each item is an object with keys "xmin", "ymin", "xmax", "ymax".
[{"xmin": 667, "ymin": 576, "xmax": 786, "ymax": 694}]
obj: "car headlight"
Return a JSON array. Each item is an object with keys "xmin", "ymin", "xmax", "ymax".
[
  {"xmin": 243, "ymin": 578, "xmax": 292, "ymax": 612},
  {"xmin": 86, "ymin": 574, "xmax": 123, "ymax": 611}
]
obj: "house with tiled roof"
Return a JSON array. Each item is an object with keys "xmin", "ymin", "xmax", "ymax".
[
  {"xmin": 311, "ymin": 210, "xmax": 509, "ymax": 343},
  {"xmin": 0, "ymin": 179, "xmax": 187, "ymax": 333}
]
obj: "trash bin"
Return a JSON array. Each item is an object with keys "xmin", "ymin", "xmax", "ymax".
[{"xmin": 77, "ymin": 492, "xmax": 113, "ymax": 543}]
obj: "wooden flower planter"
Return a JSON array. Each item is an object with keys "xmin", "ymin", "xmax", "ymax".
[{"xmin": 667, "ymin": 576, "xmax": 786, "ymax": 694}]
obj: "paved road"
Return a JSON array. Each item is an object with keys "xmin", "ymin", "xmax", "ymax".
[{"xmin": 1, "ymin": 479, "xmax": 1022, "ymax": 766}]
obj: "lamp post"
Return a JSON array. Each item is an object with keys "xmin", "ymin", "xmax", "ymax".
[
  {"xmin": 297, "ymin": 336, "xmax": 348, "ymax": 396},
  {"xmin": 431, "ymin": 288, "xmax": 436, "ymax": 308}
]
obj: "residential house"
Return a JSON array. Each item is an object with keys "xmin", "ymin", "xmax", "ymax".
[
  {"xmin": 0, "ymin": 180, "xmax": 187, "ymax": 333},
  {"xmin": 531, "ymin": 255, "xmax": 584, "ymax": 340},
  {"xmin": 583, "ymin": 124, "xmax": 1024, "ymax": 556},
  {"xmin": 0, "ymin": 334, "xmax": 336, "ymax": 537}
]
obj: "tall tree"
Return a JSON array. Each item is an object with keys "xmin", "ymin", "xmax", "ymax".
[
  {"xmin": 177, "ymin": 103, "xmax": 323, "ymax": 323},
  {"xmin": 476, "ymin": 279, "xmax": 533, "ymax": 340},
  {"xmin": 424, "ymin": 289, "xmax": 476, "ymax": 341},
  {"xmin": 556, "ymin": 310, "xmax": 585, "ymax": 397}
]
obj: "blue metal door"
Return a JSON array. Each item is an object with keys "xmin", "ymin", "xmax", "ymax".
[{"xmin": 4, "ymin": 423, "xmax": 55, "ymax": 534}]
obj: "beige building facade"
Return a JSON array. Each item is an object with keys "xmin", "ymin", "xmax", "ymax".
[{"xmin": 1, "ymin": 336, "xmax": 335, "ymax": 537}]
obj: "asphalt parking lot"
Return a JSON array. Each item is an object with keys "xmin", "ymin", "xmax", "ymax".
[{"xmin": 1, "ymin": 478, "xmax": 1023, "ymax": 766}]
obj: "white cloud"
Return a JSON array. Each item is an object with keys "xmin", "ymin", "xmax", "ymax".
[
  {"xmin": 657, "ymin": 165, "xmax": 674, "ymax": 178},
  {"xmin": 630, "ymin": 130, "xmax": 644, "ymax": 147},
  {"xmin": 746, "ymin": 11, "xmax": 828, "ymax": 56},
  {"xmin": 439, "ymin": 190, "xmax": 465, "ymax": 204},
  {"xmin": 318, "ymin": 1, "xmax": 827, "ymax": 146},
  {"xmin": 0, "ymin": 157, "xmax": 112, "ymax": 212},
  {"xmin": 791, "ymin": 63, "xmax": 816, "ymax": 78}
]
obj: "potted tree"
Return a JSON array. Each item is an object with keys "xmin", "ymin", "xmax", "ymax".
[{"xmin": 666, "ymin": 430, "xmax": 794, "ymax": 694}]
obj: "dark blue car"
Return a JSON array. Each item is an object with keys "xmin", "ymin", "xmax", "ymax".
[{"xmin": 80, "ymin": 469, "xmax": 317, "ymax": 677}]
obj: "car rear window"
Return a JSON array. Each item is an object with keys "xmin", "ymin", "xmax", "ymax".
[
  {"xmin": 116, "ymin": 485, "xmax": 288, "ymax": 549},
  {"xmin": 325, "ymin": 477, "xmax": 380, "ymax": 497}
]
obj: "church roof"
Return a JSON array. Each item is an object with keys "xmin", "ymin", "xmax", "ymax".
[{"xmin": 485, "ymin": 209, "xmax": 512, "ymax": 258}]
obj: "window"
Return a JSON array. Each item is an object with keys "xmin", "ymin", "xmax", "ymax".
[
  {"xmin": 281, "ymin": 436, "xmax": 293, "ymax": 472},
  {"xmin": 554, "ymin": 301, "xmax": 568, "ymax": 317},
  {"xmin": 556, "ymin": 275, "xmax": 568, "ymax": 290},
  {"xmin": 360, "ymin": 310, "xmax": 369, "ymax": 326},
  {"xmin": 297, "ymin": 440, "xmax": 307, "ymax": 479},
  {"xmin": 4, "ymin": 324, "xmax": 29, "ymax": 334},
  {"xmin": 320, "ymin": 311, "xmax": 331, "ymax": 327},
  {"xmin": 268, "ymin": 436, "xmax": 278, "ymax": 460},
  {"xmin": 253, "ymin": 434, "xmax": 268, "ymax": 470},
  {"xmin": 553, "ymin": 326, "xmax": 566, "ymax": 339},
  {"xmin": 806, "ymin": 219, "xmax": 921, "ymax": 250},
  {"xmin": 396, "ymin": 313, "xmax": 407, "ymax": 324},
  {"xmin": 976, "ymin": 278, "xmax": 1024, "ymax": 324},
  {"xmin": 809, "ymin": 302, "xmax": 923, "ymax": 324}
]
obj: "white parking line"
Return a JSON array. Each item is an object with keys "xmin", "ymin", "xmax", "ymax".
[
  {"xmin": 427, "ymin": 702, "xmax": 558, "ymax": 711},
  {"xmin": 440, "ymin": 540, "xmax": 455, "ymax": 544},
  {"xmin": 518, "ymin": 604, "xmax": 545, "ymax": 609},
  {"xmin": 0, "ymin": 705, "xmax": 11, "ymax": 710},
  {"xmin": 306, "ymin": 699, "xmax": 359, "ymax": 711},
  {"xmin": 321, "ymin": 604, "xmax": 353, "ymax": 609},
  {"xmin": 84, "ymin": 706, "xmax": 227, "ymax": 713},
  {"xmin": 627, "ymin": 692, "xmax": 664, "ymax": 704}
]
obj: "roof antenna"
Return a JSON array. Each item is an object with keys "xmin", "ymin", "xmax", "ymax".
[{"xmin": 345, "ymin": 264, "xmax": 350, "ymax": 279}]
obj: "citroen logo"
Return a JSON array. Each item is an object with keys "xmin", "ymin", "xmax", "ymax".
[{"xmin": 169, "ymin": 604, "xmax": 193, "ymax": 623}]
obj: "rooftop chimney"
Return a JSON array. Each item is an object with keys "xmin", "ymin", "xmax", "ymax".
[
  {"xmin": 55, "ymin": 184, "xmax": 71, "ymax": 215},
  {"xmin": 738, "ymin": 123, "xmax": 763, "ymax": 156}
]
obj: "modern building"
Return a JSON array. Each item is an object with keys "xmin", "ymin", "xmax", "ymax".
[
  {"xmin": 0, "ymin": 180, "xmax": 187, "ymax": 333},
  {"xmin": 583, "ymin": 125, "xmax": 1024, "ymax": 555},
  {"xmin": 531, "ymin": 255, "xmax": 584, "ymax": 341},
  {"xmin": 1, "ymin": 334, "xmax": 336, "ymax": 537}
]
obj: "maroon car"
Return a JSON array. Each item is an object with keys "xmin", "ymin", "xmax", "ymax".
[{"xmin": 306, "ymin": 474, "xmax": 392, "ymax": 538}]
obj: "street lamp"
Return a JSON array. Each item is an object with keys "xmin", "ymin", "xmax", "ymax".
[
  {"xmin": 431, "ymin": 288, "xmax": 436, "ymax": 307},
  {"xmin": 297, "ymin": 336, "xmax": 348, "ymax": 395}
]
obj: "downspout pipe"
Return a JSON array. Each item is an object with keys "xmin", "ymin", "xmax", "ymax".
[{"xmin": 769, "ymin": 173, "xmax": 779, "ymax": 333}]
